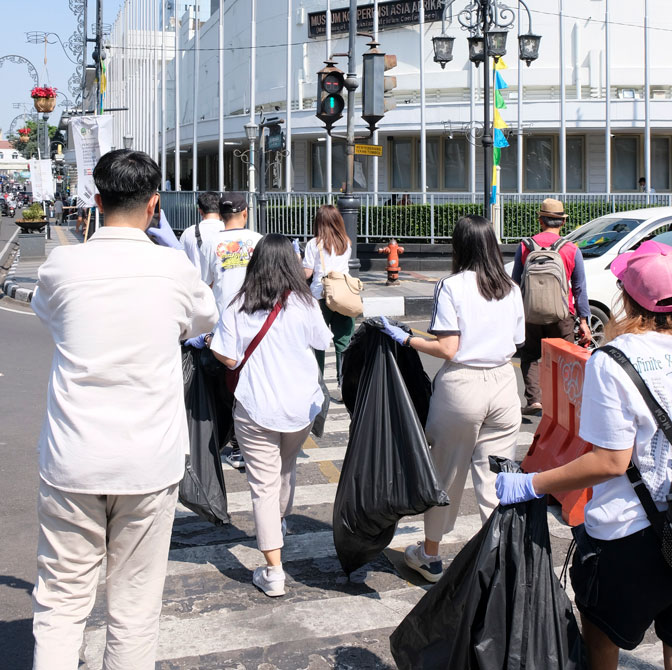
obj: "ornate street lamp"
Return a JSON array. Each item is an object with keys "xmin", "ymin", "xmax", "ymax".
[
  {"xmin": 123, "ymin": 135, "xmax": 133, "ymax": 150},
  {"xmin": 432, "ymin": 0, "xmax": 542, "ymax": 215}
]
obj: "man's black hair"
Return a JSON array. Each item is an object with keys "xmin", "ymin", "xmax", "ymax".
[
  {"xmin": 540, "ymin": 215, "xmax": 562, "ymax": 228},
  {"xmin": 198, "ymin": 191, "xmax": 220, "ymax": 215},
  {"xmin": 93, "ymin": 149, "xmax": 161, "ymax": 214}
]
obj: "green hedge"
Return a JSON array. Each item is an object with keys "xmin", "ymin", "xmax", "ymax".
[{"xmin": 266, "ymin": 200, "xmax": 657, "ymax": 241}]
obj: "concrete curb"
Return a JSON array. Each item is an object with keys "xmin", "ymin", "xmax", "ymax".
[
  {"xmin": 362, "ymin": 294, "xmax": 433, "ymax": 318},
  {"xmin": 2, "ymin": 252, "xmax": 34, "ymax": 303}
]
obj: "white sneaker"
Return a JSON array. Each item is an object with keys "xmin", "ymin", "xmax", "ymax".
[
  {"xmin": 224, "ymin": 448, "xmax": 245, "ymax": 469},
  {"xmin": 253, "ymin": 566, "xmax": 286, "ymax": 597},
  {"xmin": 404, "ymin": 542, "xmax": 443, "ymax": 583}
]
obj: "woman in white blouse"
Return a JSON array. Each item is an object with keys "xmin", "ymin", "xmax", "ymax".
[
  {"xmin": 303, "ymin": 204, "xmax": 354, "ymax": 398},
  {"xmin": 380, "ymin": 215, "xmax": 525, "ymax": 583},
  {"xmin": 209, "ymin": 234, "xmax": 332, "ymax": 597}
]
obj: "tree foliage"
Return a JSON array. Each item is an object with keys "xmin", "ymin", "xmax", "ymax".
[{"xmin": 8, "ymin": 120, "xmax": 62, "ymax": 160}]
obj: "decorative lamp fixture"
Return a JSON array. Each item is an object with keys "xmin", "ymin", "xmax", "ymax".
[
  {"xmin": 485, "ymin": 30, "xmax": 508, "ymax": 58},
  {"xmin": 31, "ymin": 86, "xmax": 57, "ymax": 113},
  {"xmin": 518, "ymin": 33, "xmax": 541, "ymax": 66},
  {"xmin": 432, "ymin": 34, "xmax": 456, "ymax": 69},
  {"xmin": 123, "ymin": 135, "xmax": 133, "ymax": 149},
  {"xmin": 244, "ymin": 122, "xmax": 259, "ymax": 142},
  {"xmin": 467, "ymin": 35, "xmax": 485, "ymax": 66}
]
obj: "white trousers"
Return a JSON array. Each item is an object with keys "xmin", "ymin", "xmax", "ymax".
[
  {"xmin": 32, "ymin": 479, "xmax": 178, "ymax": 670},
  {"xmin": 423, "ymin": 361, "xmax": 521, "ymax": 542},
  {"xmin": 234, "ymin": 402, "xmax": 312, "ymax": 552}
]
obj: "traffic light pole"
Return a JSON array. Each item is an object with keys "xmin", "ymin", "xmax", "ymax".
[
  {"xmin": 338, "ymin": 0, "xmax": 361, "ymax": 276},
  {"xmin": 258, "ymin": 127, "xmax": 267, "ymax": 235}
]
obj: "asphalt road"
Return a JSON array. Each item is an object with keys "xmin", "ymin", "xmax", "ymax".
[{"xmin": 0, "ymin": 298, "xmax": 52, "ymax": 668}]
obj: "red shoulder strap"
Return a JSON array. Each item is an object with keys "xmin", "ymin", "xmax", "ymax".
[{"xmin": 236, "ymin": 292, "xmax": 288, "ymax": 374}]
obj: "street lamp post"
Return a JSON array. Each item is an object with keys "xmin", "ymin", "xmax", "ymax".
[
  {"xmin": 244, "ymin": 121, "xmax": 258, "ymax": 231},
  {"xmin": 433, "ymin": 0, "xmax": 541, "ymax": 216}
]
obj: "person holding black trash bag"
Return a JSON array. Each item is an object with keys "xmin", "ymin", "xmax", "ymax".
[
  {"xmin": 208, "ymin": 234, "xmax": 332, "ymax": 597},
  {"xmin": 303, "ymin": 204, "xmax": 355, "ymax": 401},
  {"xmin": 380, "ymin": 214, "xmax": 525, "ymax": 583},
  {"xmin": 497, "ymin": 240, "xmax": 672, "ymax": 670}
]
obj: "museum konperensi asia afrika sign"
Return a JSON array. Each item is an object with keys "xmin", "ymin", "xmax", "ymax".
[{"xmin": 308, "ymin": 0, "xmax": 444, "ymax": 38}]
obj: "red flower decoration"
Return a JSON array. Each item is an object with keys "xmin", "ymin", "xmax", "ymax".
[
  {"xmin": 18, "ymin": 127, "xmax": 31, "ymax": 135},
  {"xmin": 31, "ymin": 86, "xmax": 57, "ymax": 99}
]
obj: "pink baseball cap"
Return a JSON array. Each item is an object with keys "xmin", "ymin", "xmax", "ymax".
[{"xmin": 610, "ymin": 240, "xmax": 672, "ymax": 313}]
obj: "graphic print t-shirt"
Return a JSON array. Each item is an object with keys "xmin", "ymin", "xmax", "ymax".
[{"xmin": 201, "ymin": 228, "xmax": 263, "ymax": 313}]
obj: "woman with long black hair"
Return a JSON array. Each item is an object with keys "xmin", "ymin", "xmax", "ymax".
[
  {"xmin": 380, "ymin": 215, "xmax": 525, "ymax": 583},
  {"xmin": 209, "ymin": 234, "xmax": 332, "ymax": 597}
]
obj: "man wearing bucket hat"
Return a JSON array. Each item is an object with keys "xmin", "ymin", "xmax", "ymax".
[
  {"xmin": 497, "ymin": 240, "xmax": 672, "ymax": 670},
  {"xmin": 512, "ymin": 198, "xmax": 592, "ymax": 414}
]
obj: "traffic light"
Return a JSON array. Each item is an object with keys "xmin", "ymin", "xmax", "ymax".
[
  {"xmin": 361, "ymin": 43, "xmax": 397, "ymax": 131},
  {"xmin": 316, "ymin": 60, "xmax": 345, "ymax": 133}
]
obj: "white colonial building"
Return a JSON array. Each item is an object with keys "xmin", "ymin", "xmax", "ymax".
[
  {"xmin": 0, "ymin": 138, "xmax": 29, "ymax": 180},
  {"xmin": 102, "ymin": 0, "xmax": 672, "ymax": 195}
]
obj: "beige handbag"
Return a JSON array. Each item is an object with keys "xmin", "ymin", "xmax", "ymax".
[{"xmin": 319, "ymin": 246, "xmax": 364, "ymax": 317}]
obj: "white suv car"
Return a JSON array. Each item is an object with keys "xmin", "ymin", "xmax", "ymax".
[{"xmin": 563, "ymin": 207, "xmax": 672, "ymax": 346}]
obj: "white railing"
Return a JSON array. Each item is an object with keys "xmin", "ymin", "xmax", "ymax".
[{"xmin": 160, "ymin": 191, "xmax": 672, "ymax": 242}]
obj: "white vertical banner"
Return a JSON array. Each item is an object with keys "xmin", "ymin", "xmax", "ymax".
[
  {"xmin": 28, "ymin": 159, "xmax": 55, "ymax": 201},
  {"xmin": 71, "ymin": 115, "xmax": 115, "ymax": 206}
]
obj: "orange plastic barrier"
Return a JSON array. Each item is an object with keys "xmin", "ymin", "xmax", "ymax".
[{"xmin": 521, "ymin": 338, "xmax": 593, "ymax": 526}]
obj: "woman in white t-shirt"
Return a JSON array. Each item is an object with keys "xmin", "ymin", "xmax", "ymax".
[
  {"xmin": 497, "ymin": 240, "xmax": 672, "ymax": 670},
  {"xmin": 209, "ymin": 234, "xmax": 332, "ymax": 597},
  {"xmin": 303, "ymin": 204, "xmax": 354, "ymax": 398},
  {"xmin": 380, "ymin": 215, "xmax": 525, "ymax": 583}
]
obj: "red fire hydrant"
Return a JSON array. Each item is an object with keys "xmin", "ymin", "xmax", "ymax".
[{"xmin": 378, "ymin": 238, "xmax": 404, "ymax": 286}]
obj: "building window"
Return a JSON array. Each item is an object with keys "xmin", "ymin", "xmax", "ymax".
[
  {"xmin": 652, "ymin": 137, "xmax": 670, "ymax": 191},
  {"xmin": 391, "ymin": 138, "xmax": 413, "ymax": 190},
  {"xmin": 525, "ymin": 136, "xmax": 554, "ymax": 191},
  {"xmin": 444, "ymin": 137, "xmax": 468, "ymax": 190},
  {"xmin": 12, "ymin": 153, "xmax": 19, "ymax": 160},
  {"xmin": 311, "ymin": 142, "xmax": 367, "ymax": 191},
  {"xmin": 566, "ymin": 136, "xmax": 585, "ymax": 191},
  {"xmin": 612, "ymin": 136, "xmax": 638, "ymax": 191},
  {"xmin": 499, "ymin": 136, "xmax": 518, "ymax": 191},
  {"xmin": 0, "ymin": 152, "xmax": 4, "ymax": 159}
]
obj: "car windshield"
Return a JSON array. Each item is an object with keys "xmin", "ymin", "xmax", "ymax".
[{"xmin": 564, "ymin": 216, "xmax": 644, "ymax": 257}]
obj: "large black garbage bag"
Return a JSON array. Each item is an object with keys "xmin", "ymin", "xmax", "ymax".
[
  {"xmin": 390, "ymin": 457, "xmax": 586, "ymax": 670},
  {"xmin": 342, "ymin": 318, "xmax": 432, "ymax": 426},
  {"xmin": 333, "ymin": 321, "xmax": 449, "ymax": 576},
  {"xmin": 179, "ymin": 347, "xmax": 229, "ymax": 525}
]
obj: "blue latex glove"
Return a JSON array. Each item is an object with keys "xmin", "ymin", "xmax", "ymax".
[
  {"xmin": 495, "ymin": 472, "xmax": 543, "ymax": 505},
  {"xmin": 184, "ymin": 333, "xmax": 208, "ymax": 349},
  {"xmin": 146, "ymin": 210, "xmax": 183, "ymax": 249},
  {"xmin": 292, "ymin": 238, "xmax": 301, "ymax": 255},
  {"xmin": 380, "ymin": 315, "xmax": 409, "ymax": 346}
]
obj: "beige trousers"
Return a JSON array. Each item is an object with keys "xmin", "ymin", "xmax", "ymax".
[
  {"xmin": 32, "ymin": 479, "xmax": 178, "ymax": 670},
  {"xmin": 234, "ymin": 402, "xmax": 312, "ymax": 552},
  {"xmin": 423, "ymin": 361, "xmax": 521, "ymax": 543}
]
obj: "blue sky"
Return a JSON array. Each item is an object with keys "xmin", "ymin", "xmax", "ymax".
[{"xmin": 0, "ymin": 0, "xmax": 123, "ymax": 137}]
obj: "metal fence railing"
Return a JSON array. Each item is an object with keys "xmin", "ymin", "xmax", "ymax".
[{"xmin": 160, "ymin": 190, "xmax": 672, "ymax": 243}]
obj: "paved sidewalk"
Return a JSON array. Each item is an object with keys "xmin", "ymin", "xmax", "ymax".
[
  {"xmin": 1, "ymin": 226, "xmax": 83, "ymax": 302},
  {"xmin": 1, "ymin": 228, "xmax": 442, "ymax": 317}
]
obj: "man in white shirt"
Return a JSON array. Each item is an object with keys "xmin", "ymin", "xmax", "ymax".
[
  {"xmin": 199, "ymin": 192, "xmax": 263, "ymax": 468},
  {"xmin": 30, "ymin": 150, "xmax": 218, "ymax": 670},
  {"xmin": 200, "ymin": 192, "xmax": 263, "ymax": 313},
  {"xmin": 180, "ymin": 191, "xmax": 222, "ymax": 277}
]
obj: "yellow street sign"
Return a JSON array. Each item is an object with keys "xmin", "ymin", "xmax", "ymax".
[{"xmin": 354, "ymin": 144, "xmax": 383, "ymax": 156}]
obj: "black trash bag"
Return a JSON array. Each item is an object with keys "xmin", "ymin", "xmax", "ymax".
[
  {"xmin": 179, "ymin": 346, "xmax": 230, "ymax": 525},
  {"xmin": 198, "ymin": 347, "xmax": 234, "ymax": 449},
  {"xmin": 390, "ymin": 457, "xmax": 586, "ymax": 670},
  {"xmin": 333, "ymin": 321, "xmax": 449, "ymax": 576},
  {"xmin": 341, "ymin": 318, "xmax": 432, "ymax": 426}
]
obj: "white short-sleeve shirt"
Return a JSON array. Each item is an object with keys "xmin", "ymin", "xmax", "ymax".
[
  {"xmin": 429, "ymin": 270, "xmax": 525, "ymax": 367},
  {"xmin": 31, "ymin": 227, "xmax": 219, "ymax": 495},
  {"xmin": 200, "ymin": 227, "xmax": 263, "ymax": 313},
  {"xmin": 302, "ymin": 238, "xmax": 351, "ymax": 300},
  {"xmin": 210, "ymin": 292, "xmax": 333, "ymax": 431},
  {"xmin": 579, "ymin": 331, "xmax": 672, "ymax": 541},
  {"xmin": 181, "ymin": 219, "xmax": 222, "ymax": 279}
]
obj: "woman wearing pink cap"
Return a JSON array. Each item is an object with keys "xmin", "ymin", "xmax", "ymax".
[{"xmin": 496, "ymin": 240, "xmax": 672, "ymax": 670}]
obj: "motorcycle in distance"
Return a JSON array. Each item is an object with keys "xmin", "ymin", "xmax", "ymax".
[{"xmin": 7, "ymin": 203, "xmax": 15, "ymax": 218}]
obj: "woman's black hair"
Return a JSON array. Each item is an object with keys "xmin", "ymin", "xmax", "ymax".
[
  {"xmin": 452, "ymin": 214, "xmax": 514, "ymax": 301},
  {"xmin": 235, "ymin": 234, "xmax": 314, "ymax": 313}
]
